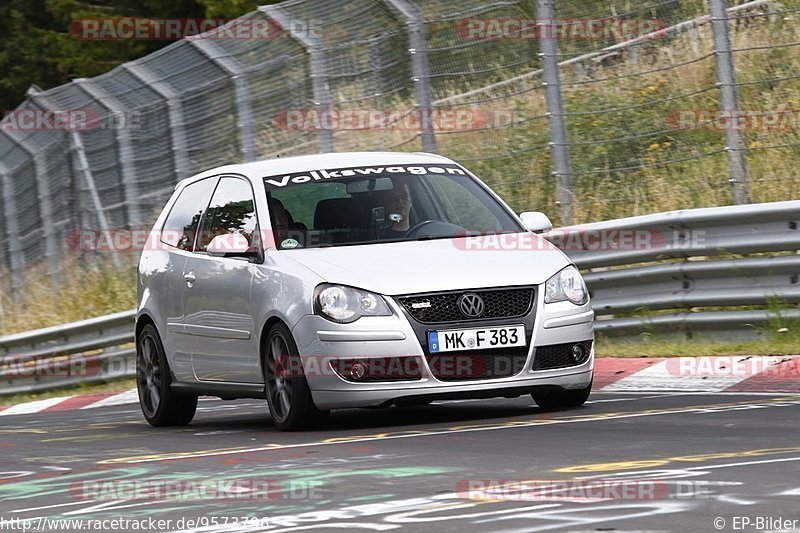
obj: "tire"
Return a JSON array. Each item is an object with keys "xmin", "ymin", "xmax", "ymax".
[
  {"xmin": 532, "ymin": 381, "xmax": 592, "ymax": 411},
  {"xmin": 137, "ymin": 323, "xmax": 198, "ymax": 427},
  {"xmin": 263, "ymin": 322, "xmax": 329, "ymax": 431}
]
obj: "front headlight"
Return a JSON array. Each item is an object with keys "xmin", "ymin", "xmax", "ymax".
[
  {"xmin": 314, "ymin": 284, "xmax": 392, "ymax": 323},
  {"xmin": 545, "ymin": 266, "xmax": 588, "ymax": 305}
]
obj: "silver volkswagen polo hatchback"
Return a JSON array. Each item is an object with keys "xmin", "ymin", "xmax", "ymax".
[{"xmin": 136, "ymin": 152, "xmax": 594, "ymax": 430}]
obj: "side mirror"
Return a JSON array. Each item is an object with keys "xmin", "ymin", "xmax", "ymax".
[
  {"xmin": 206, "ymin": 233, "xmax": 261, "ymax": 261},
  {"xmin": 519, "ymin": 211, "xmax": 553, "ymax": 233}
]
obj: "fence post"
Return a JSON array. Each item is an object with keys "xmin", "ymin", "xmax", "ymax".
[
  {"xmin": 74, "ymin": 79, "xmax": 143, "ymax": 229},
  {"xmin": 2, "ymin": 130, "xmax": 61, "ymax": 280},
  {"xmin": 536, "ymin": 0, "xmax": 574, "ymax": 225},
  {"xmin": 123, "ymin": 63, "xmax": 192, "ymax": 182},
  {"xmin": 189, "ymin": 39, "xmax": 258, "ymax": 162},
  {"xmin": 0, "ymin": 159, "xmax": 24, "ymax": 298},
  {"xmin": 709, "ymin": 0, "xmax": 751, "ymax": 204},
  {"xmin": 27, "ymin": 86, "xmax": 120, "ymax": 269},
  {"xmin": 70, "ymin": 132, "xmax": 121, "ymax": 269},
  {"xmin": 260, "ymin": 6, "xmax": 334, "ymax": 153},
  {"xmin": 385, "ymin": 0, "xmax": 438, "ymax": 153}
]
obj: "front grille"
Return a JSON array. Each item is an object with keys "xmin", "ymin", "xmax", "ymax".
[
  {"xmin": 425, "ymin": 347, "xmax": 529, "ymax": 381},
  {"xmin": 532, "ymin": 341, "xmax": 593, "ymax": 371},
  {"xmin": 398, "ymin": 287, "xmax": 534, "ymax": 324}
]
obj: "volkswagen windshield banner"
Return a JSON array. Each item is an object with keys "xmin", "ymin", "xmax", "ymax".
[{"xmin": 263, "ymin": 164, "xmax": 466, "ymax": 190}]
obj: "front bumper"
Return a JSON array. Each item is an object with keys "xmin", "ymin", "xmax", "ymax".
[{"xmin": 292, "ymin": 290, "xmax": 594, "ymax": 409}]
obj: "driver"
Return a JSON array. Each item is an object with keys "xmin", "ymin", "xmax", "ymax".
[{"xmin": 374, "ymin": 180, "xmax": 412, "ymax": 237}]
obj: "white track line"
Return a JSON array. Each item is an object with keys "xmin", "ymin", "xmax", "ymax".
[
  {"xmin": 80, "ymin": 389, "xmax": 139, "ymax": 409},
  {"xmin": 602, "ymin": 360, "xmax": 751, "ymax": 392},
  {"xmin": 0, "ymin": 396, "xmax": 73, "ymax": 416}
]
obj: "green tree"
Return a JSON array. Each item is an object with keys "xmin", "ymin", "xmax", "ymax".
[{"xmin": 0, "ymin": 0, "xmax": 279, "ymax": 110}]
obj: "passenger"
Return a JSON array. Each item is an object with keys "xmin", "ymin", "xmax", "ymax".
[
  {"xmin": 269, "ymin": 198, "xmax": 291, "ymax": 245},
  {"xmin": 270, "ymin": 197, "xmax": 306, "ymax": 247}
]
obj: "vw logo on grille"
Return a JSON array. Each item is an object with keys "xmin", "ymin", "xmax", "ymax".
[{"xmin": 458, "ymin": 293, "xmax": 485, "ymax": 318}]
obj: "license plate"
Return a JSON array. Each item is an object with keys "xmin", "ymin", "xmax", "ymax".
[{"xmin": 427, "ymin": 325, "xmax": 526, "ymax": 353}]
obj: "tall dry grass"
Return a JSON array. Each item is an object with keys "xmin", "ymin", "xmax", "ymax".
[{"xmin": 0, "ymin": 255, "xmax": 136, "ymax": 336}]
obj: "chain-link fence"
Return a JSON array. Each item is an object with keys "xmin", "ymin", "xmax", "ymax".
[{"xmin": 1, "ymin": 0, "xmax": 799, "ymax": 294}]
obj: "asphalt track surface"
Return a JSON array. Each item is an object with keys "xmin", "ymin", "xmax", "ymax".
[{"xmin": 1, "ymin": 391, "xmax": 800, "ymax": 532}]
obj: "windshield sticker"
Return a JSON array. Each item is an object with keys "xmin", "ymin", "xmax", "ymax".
[
  {"xmin": 263, "ymin": 164, "xmax": 466, "ymax": 190},
  {"xmin": 281, "ymin": 238, "xmax": 299, "ymax": 249}
]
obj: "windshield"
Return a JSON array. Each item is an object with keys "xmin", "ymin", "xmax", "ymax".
[{"xmin": 264, "ymin": 163, "xmax": 524, "ymax": 249}]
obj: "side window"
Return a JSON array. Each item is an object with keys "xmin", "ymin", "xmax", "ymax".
[
  {"xmin": 161, "ymin": 178, "xmax": 217, "ymax": 251},
  {"xmin": 196, "ymin": 177, "xmax": 258, "ymax": 252}
]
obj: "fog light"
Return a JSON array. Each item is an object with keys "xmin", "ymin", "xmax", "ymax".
[
  {"xmin": 571, "ymin": 343, "xmax": 588, "ymax": 363},
  {"xmin": 350, "ymin": 362, "xmax": 368, "ymax": 380}
]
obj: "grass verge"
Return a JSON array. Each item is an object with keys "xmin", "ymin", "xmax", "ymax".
[{"xmin": 597, "ymin": 336, "xmax": 800, "ymax": 358}]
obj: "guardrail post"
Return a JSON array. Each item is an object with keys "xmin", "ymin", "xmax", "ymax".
[
  {"xmin": 189, "ymin": 39, "xmax": 258, "ymax": 162},
  {"xmin": 0, "ymin": 158, "xmax": 24, "ymax": 299},
  {"xmin": 710, "ymin": 0, "xmax": 751, "ymax": 205},
  {"xmin": 74, "ymin": 79, "xmax": 143, "ymax": 229},
  {"xmin": 261, "ymin": 6, "xmax": 334, "ymax": 154},
  {"xmin": 2, "ymin": 129, "xmax": 61, "ymax": 282},
  {"xmin": 385, "ymin": 0, "xmax": 438, "ymax": 153},
  {"xmin": 536, "ymin": 0, "xmax": 574, "ymax": 226},
  {"xmin": 123, "ymin": 63, "xmax": 192, "ymax": 182}
]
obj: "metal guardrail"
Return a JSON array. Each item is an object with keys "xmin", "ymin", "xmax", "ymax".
[
  {"xmin": 0, "ymin": 310, "xmax": 135, "ymax": 396},
  {"xmin": 585, "ymin": 256, "xmax": 800, "ymax": 315},
  {"xmin": 0, "ymin": 201, "xmax": 797, "ymax": 395},
  {"xmin": 554, "ymin": 200, "xmax": 800, "ymax": 268},
  {"xmin": 593, "ymin": 309, "xmax": 800, "ymax": 339},
  {"xmin": 543, "ymin": 200, "xmax": 800, "ymax": 340}
]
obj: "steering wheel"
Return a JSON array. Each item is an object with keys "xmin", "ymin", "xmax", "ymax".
[{"xmin": 405, "ymin": 220, "xmax": 439, "ymax": 237}]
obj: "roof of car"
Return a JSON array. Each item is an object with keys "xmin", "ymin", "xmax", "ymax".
[{"xmin": 183, "ymin": 151, "xmax": 457, "ymax": 186}]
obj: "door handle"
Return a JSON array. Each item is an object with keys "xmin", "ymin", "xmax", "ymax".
[{"xmin": 183, "ymin": 271, "xmax": 196, "ymax": 285}]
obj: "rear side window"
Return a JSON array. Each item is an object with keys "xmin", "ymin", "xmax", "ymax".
[
  {"xmin": 161, "ymin": 178, "xmax": 218, "ymax": 251},
  {"xmin": 196, "ymin": 177, "xmax": 258, "ymax": 252}
]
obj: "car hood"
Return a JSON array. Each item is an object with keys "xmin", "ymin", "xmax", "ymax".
[{"xmin": 280, "ymin": 234, "xmax": 570, "ymax": 295}]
